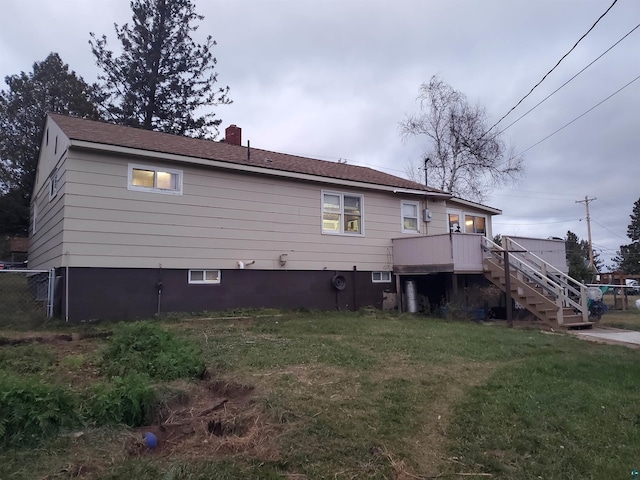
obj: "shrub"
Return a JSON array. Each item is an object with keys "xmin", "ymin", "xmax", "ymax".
[
  {"xmin": 100, "ymin": 321, "xmax": 205, "ymax": 380},
  {"xmin": 82, "ymin": 373, "xmax": 156, "ymax": 427},
  {"xmin": 0, "ymin": 372, "xmax": 78, "ymax": 446}
]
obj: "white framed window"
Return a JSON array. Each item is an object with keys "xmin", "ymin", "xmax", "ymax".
[
  {"xmin": 464, "ymin": 214, "xmax": 487, "ymax": 234},
  {"xmin": 448, "ymin": 209, "xmax": 462, "ymax": 233},
  {"xmin": 128, "ymin": 163, "xmax": 183, "ymax": 195},
  {"xmin": 447, "ymin": 208, "xmax": 488, "ymax": 236},
  {"xmin": 322, "ymin": 191, "xmax": 364, "ymax": 235},
  {"xmin": 188, "ymin": 269, "xmax": 221, "ymax": 284},
  {"xmin": 401, "ymin": 201, "xmax": 419, "ymax": 233},
  {"xmin": 48, "ymin": 169, "xmax": 59, "ymax": 200},
  {"xmin": 372, "ymin": 271, "xmax": 392, "ymax": 283}
]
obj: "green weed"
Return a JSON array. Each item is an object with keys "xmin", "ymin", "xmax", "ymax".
[
  {"xmin": 0, "ymin": 372, "xmax": 78, "ymax": 446},
  {"xmin": 81, "ymin": 373, "xmax": 156, "ymax": 427},
  {"xmin": 100, "ymin": 321, "xmax": 205, "ymax": 380},
  {"xmin": 60, "ymin": 353, "xmax": 86, "ymax": 371},
  {"xmin": 0, "ymin": 344, "xmax": 56, "ymax": 374}
]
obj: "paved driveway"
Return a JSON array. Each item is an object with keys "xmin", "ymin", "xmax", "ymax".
[{"xmin": 571, "ymin": 327, "xmax": 640, "ymax": 347}]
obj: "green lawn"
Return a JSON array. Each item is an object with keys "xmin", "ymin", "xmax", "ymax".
[
  {"xmin": 2, "ymin": 311, "xmax": 640, "ymax": 479},
  {"xmin": 600, "ymin": 294, "xmax": 640, "ymax": 330}
]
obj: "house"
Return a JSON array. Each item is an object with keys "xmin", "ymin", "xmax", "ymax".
[{"xmin": 29, "ymin": 114, "xmax": 590, "ymax": 326}]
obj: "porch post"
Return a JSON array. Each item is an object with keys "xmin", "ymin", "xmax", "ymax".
[
  {"xmin": 504, "ymin": 251, "xmax": 513, "ymax": 327},
  {"xmin": 396, "ymin": 274, "xmax": 403, "ymax": 313}
]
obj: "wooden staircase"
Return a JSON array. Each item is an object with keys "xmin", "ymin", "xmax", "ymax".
[{"xmin": 482, "ymin": 237, "xmax": 593, "ymax": 329}]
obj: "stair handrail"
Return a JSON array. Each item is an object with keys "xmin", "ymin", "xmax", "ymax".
[
  {"xmin": 482, "ymin": 237, "xmax": 586, "ymax": 323},
  {"xmin": 504, "ymin": 237, "xmax": 588, "ymax": 322},
  {"xmin": 504, "ymin": 238, "xmax": 582, "ymax": 294},
  {"xmin": 482, "ymin": 237, "xmax": 565, "ymax": 296}
]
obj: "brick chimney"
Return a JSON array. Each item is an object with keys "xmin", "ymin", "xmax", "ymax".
[{"xmin": 225, "ymin": 124, "xmax": 241, "ymax": 146}]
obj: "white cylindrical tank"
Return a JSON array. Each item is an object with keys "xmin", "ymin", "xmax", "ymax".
[{"xmin": 405, "ymin": 280, "xmax": 418, "ymax": 313}]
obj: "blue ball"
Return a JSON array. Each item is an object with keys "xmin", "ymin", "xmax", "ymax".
[{"xmin": 144, "ymin": 432, "xmax": 158, "ymax": 449}]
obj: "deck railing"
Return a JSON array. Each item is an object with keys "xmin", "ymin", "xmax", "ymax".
[{"xmin": 482, "ymin": 237, "xmax": 588, "ymax": 324}]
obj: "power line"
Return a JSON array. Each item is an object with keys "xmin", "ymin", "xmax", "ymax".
[
  {"xmin": 486, "ymin": 0, "xmax": 619, "ymax": 133},
  {"xmin": 516, "ymin": 73, "xmax": 640, "ymax": 157},
  {"xmin": 493, "ymin": 219, "xmax": 580, "ymax": 225},
  {"xmin": 592, "ymin": 218, "xmax": 628, "ymax": 241},
  {"xmin": 492, "ymin": 190, "xmax": 577, "ymax": 200},
  {"xmin": 495, "ymin": 22, "xmax": 640, "ymax": 136}
]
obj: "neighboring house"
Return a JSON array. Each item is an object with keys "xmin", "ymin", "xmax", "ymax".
[
  {"xmin": 30, "ymin": 114, "xmax": 589, "ymax": 326},
  {"xmin": 9, "ymin": 237, "xmax": 28, "ymax": 260}
]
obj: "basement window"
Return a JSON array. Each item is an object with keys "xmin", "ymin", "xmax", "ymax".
[
  {"xmin": 189, "ymin": 269, "xmax": 221, "ymax": 284},
  {"xmin": 128, "ymin": 163, "xmax": 183, "ymax": 195},
  {"xmin": 372, "ymin": 271, "xmax": 392, "ymax": 283}
]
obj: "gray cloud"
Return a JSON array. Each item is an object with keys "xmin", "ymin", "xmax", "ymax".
[{"xmin": 1, "ymin": 0, "xmax": 638, "ymax": 267}]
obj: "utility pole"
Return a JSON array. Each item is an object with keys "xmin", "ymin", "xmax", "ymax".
[
  {"xmin": 423, "ymin": 157, "xmax": 429, "ymax": 187},
  {"xmin": 575, "ymin": 195, "xmax": 597, "ymax": 272}
]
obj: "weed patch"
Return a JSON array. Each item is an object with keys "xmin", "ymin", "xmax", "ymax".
[
  {"xmin": 0, "ymin": 372, "xmax": 79, "ymax": 446},
  {"xmin": 100, "ymin": 321, "xmax": 205, "ymax": 380},
  {"xmin": 82, "ymin": 373, "xmax": 157, "ymax": 427},
  {"xmin": 0, "ymin": 344, "xmax": 56, "ymax": 374}
]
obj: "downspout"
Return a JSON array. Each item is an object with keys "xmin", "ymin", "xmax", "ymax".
[
  {"xmin": 156, "ymin": 263, "xmax": 163, "ymax": 315},
  {"xmin": 64, "ymin": 251, "xmax": 70, "ymax": 322},
  {"xmin": 352, "ymin": 265, "xmax": 357, "ymax": 312},
  {"xmin": 47, "ymin": 268, "xmax": 55, "ymax": 318}
]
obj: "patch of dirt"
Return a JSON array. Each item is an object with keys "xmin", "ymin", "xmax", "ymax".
[
  {"xmin": 0, "ymin": 331, "xmax": 111, "ymax": 345},
  {"xmin": 0, "ymin": 333, "xmax": 74, "ymax": 346},
  {"xmin": 127, "ymin": 379, "xmax": 283, "ymax": 461}
]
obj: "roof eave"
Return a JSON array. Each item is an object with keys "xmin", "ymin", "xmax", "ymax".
[
  {"xmin": 69, "ymin": 139, "xmax": 440, "ymax": 196},
  {"xmin": 448, "ymin": 196, "xmax": 502, "ymax": 215}
]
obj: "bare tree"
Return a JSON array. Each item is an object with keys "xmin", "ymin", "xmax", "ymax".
[
  {"xmin": 403, "ymin": 157, "xmax": 425, "ymax": 185},
  {"xmin": 400, "ymin": 76, "xmax": 523, "ymax": 202}
]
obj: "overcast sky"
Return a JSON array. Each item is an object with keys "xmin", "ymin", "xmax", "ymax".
[{"xmin": 1, "ymin": 0, "xmax": 638, "ymax": 268}]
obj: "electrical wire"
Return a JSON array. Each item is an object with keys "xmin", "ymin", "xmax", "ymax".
[
  {"xmin": 592, "ymin": 218, "xmax": 629, "ymax": 241},
  {"xmin": 486, "ymin": 0, "xmax": 619, "ymax": 133},
  {"xmin": 493, "ymin": 219, "xmax": 581, "ymax": 225},
  {"xmin": 515, "ymin": 73, "xmax": 640, "ymax": 157},
  {"xmin": 494, "ymin": 22, "xmax": 640, "ymax": 136}
]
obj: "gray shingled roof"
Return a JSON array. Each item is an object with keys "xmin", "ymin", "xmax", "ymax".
[{"xmin": 49, "ymin": 113, "xmax": 442, "ymax": 192}]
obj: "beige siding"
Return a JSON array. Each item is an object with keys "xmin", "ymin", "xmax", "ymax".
[
  {"xmin": 32, "ymin": 119, "xmax": 70, "ymax": 195},
  {"xmin": 392, "ymin": 234, "xmax": 484, "ymax": 273},
  {"xmin": 393, "ymin": 235, "xmax": 454, "ymax": 268},
  {"xmin": 28, "ymin": 119, "xmax": 69, "ymax": 269},
  {"xmin": 61, "ymin": 150, "xmax": 442, "ymax": 270},
  {"xmin": 424, "ymin": 199, "xmax": 448, "ymax": 235}
]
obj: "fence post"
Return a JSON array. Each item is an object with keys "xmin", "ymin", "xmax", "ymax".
[{"xmin": 47, "ymin": 268, "xmax": 55, "ymax": 318}]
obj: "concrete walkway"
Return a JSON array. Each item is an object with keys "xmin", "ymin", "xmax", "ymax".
[{"xmin": 571, "ymin": 327, "xmax": 640, "ymax": 347}]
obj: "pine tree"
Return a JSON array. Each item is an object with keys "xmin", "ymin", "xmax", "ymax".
[
  {"xmin": 565, "ymin": 230, "xmax": 601, "ymax": 282},
  {"xmin": 90, "ymin": 0, "xmax": 231, "ymax": 139},
  {"xmin": 0, "ymin": 53, "xmax": 101, "ymax": 235},
  {"xmin": 614, "ymin": 198, "xmax": 640, "ymax": 274}
]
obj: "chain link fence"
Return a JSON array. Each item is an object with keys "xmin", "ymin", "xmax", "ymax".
[{"xmin": 0, "ymin": 269, "xmax": 54, "ymax": 328}]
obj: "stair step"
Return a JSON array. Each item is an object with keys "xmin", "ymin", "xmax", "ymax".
[
  {"xmin": 484, "ymin": 260, "xmax": 589, "ymax": 328},
  {"xmin": 560, "ymin": 322, "xmax": 594, "ymax": 330}
]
